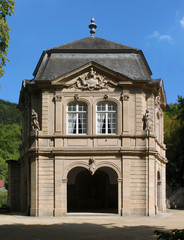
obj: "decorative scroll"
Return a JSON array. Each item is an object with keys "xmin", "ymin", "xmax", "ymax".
[{"xmin": 31, "ymin": 109, "xmax": 40, "ymax": 131}]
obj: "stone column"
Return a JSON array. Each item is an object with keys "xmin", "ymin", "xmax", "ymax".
[
  {"xmin": 147, "ymin": 156, "xmax": 155, "ymax": 216},
  {"xmin": 30, "ymin": 157, "xmax": 38, "ymax": 216},
  {"xmin": 54, "ymin": 158, "xmax": 63, "ymax": 216},
  {"xmin": 118, "ymin": 178, "xmax": 123, "ymax": 216},
  {"xmin": 161, "ymin": 163, "xmax": 166, "ymax": 212},
  {"xmin": 122, "ymin": 157, "xmax": 130, "ymax": 216},
  {"xmin": 61, "ymin": 179, "xmax": 68, "ymax": 215},
  {"xmin": 7, "ymin": 160, "xmax": 20, "ymax": 211}
]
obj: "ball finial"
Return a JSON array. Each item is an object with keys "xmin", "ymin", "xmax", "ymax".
[{"xmin": 88, "ymin": 18, "xmax": 97, "ymax": 36}]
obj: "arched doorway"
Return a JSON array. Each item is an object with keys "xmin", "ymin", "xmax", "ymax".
[{"xmin": 67, "ymin": 166, "xmax": 118, "ymax": 213}]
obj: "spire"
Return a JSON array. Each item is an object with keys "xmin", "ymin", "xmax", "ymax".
[{"xmin": 88, "ymin": 18, "xmax": 97, "ymax": 36}]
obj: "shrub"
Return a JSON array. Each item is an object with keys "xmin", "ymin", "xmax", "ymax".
[
  {"xmin": 0, "ymin": 188, "xmax": 7, "ymax": 208},
  {"xmin": 154, "ymin": 229, "xmax": 184, "ymax": 240}
]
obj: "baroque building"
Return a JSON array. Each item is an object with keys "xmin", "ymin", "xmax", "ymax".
[{"xmin": 8, "ymin": 19, "xmax": 167, "ymax": 217}]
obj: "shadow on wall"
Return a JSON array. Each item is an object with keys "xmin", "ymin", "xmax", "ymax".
[{"xmin": 0, "ymin": 222, "xmax": 167, "ymax": 240}]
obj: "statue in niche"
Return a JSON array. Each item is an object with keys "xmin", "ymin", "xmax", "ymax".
[
  {"xmin": 144, "ymin": 110, "xmax": 152, "ymax": 133},
  {"xmin": 31, "ymin": 109, "xmax": 40, "ymax": 131},
  {"xmin": 89, "ymin": 157, "xmax": 96, "ymax": 175}
]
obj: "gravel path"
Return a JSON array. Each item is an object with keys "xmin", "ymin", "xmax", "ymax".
[{"xmin": 0, "ymin": 209, "xmax": 183, "ymax": 240}]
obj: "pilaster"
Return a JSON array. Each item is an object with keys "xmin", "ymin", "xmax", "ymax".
[{"xmin": 54, "ymin": 94, "xmax": 62, "ymax": 134}]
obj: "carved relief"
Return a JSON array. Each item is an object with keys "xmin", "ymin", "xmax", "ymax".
[
  {"xmin": 54, "ymin": 95, "xmax": 62, "ymax": 102},
  {"xmin": 74, "ymin": 94, "xmax": 79, "ymax": 101},
  {"xmin": 155, "ymin": 96, "xmax": 160, "ymax": 107},
  {"xmin": 66, "ymin": 67, "xmax": 118, "ymax": 91},
  {"xmin": 121, "ymin": 94, "xmax": 129, "ymax": 101},
  {"xmin": 89, "ymin": 157, "xmax": 96, "ymax": 175},
  {"xmin": 103, "ymin": 94, "xmax": 108, "ymax": 100},
  {"xmin": 31, "ymin": 109, "xmax": 40, "ymax": 131}
]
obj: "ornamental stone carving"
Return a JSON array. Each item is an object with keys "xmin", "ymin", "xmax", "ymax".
[
  {"xmin": 103, "ymin": 94, "xmax": 108, "ymax": 100},
  {"xmin": 31, "ymin": 109, "xmax": 40, "ymax": 131},
  {"xmin": 121, "ymin": 94, "xmax": 129, "ymax": 101},
  {"xmin": 74, "ymin": 94, "xmax": 79, "ymax": 101},
  {"xmin": 155, "ymin": 96, "xmax": 160, "ymax": 107},
  {"xmin": 54, "ymin": 95, "xmax": 62, "ymax": 102},
  {"xmin": 144, "ymin": 110, "xmax": 152, "ymax": 133},
  {"xmin": 67, "ymin": 67, "xmax": 118, "ymax": 91},
  {"xmin": 89, "ymin": 157, "xmax": 96, "ymax": 175}
]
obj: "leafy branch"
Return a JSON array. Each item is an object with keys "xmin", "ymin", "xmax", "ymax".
[{"xmin": 0, "ymin": 0, "xmax": 15, "ymax": 77}]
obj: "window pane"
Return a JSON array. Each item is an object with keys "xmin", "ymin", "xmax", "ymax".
[
  {"xmin": 97, "ymin": 103, "xmax": 106, "ymax": 112},
  {"xmin": 97, "ymin": 113, "xmax": 106, "ymax": 134},
  {"xmin": 67, "ymin": 102, "xmax": 87, "ymax": 134},
  {"xmin": 68, "ymin": 113, "xmax": 77, "ymax": 134},
  {"xmin": 108, "ymin": 113, "xmax": 116, "ymax": 133},
  {"xmin": 97, "ymin": 102, "xmax": 117, "ymax": 134},
  {"xmin": 68, "ymin": 103, "xmax": 76, "ymax": 112},
  {"xmin": 78, "ymin": 104, "xmax": 87, "ymax": 112},
  {"xmin": 79, "ymin": 113, "xmax": 87, "ymax": 134},
  {"xmin": 108, "ymin": 103, "xmax": 116, "ymax": 111}
]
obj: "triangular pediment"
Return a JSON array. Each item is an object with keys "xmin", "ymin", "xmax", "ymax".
[{"xmin": 51, "ymin": 62, "xmax": 133, "ymax": 91}]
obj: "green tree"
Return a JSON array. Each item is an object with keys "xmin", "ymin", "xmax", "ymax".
[
  {"xmin": 0, "ymin": 100, "xmax": 21, "ymax": 185},
  {"xmin": 0, "ymin": 0, "xmax": 15, "ymax": 77},
  {"xmin": 177, "ymin": 96, "xmax": 184, "ymax": 186},
  {"xmin": 164, "ymin": 96, "xmax": 184, "ymax": 188}
]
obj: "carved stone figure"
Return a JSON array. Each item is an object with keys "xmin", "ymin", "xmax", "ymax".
[
  {"xmin": 155, "ymin": 96, "xmax": 160, "ymax": 107},
  {"xmin": 145, "ymin": 110, "xmax": 152, "ymax": 132},
  {"xmin": 31, "ymin": 109, "xmax": 40, "ymax": 131},
  {"xmin": 89, "ymin": 157, "xmax": 96, "ymax": 175}
]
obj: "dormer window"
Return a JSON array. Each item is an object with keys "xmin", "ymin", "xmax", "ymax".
[
  {"xmin": 67, "ymin": 102, "xmax": 87, "ymax": 134},
  {"xmin": 96, "ymin": 102, "xmax": 117, "ymax": 134}
]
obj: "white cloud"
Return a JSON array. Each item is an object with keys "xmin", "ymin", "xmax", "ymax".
[
  {"xmin": 147, "ymin": 31, "xmax": 173, "ymax": 44},
  {"xmin": 180, "ymin": 17, "xmax": 184, "ymax": 28}
]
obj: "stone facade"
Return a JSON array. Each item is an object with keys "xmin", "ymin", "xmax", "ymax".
[{"xmin": 8, "ymin": 36, "xmax": 167, "ymax": 216}]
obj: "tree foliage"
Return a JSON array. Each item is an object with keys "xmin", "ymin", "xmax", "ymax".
[
  {"xmin": 164, "ymin": 96, "xmax": 184, "ymax": 188},
  {"xmin": 0, "ymin": 100, "xmax": 21, "ymax": 185},
  {"xmin": 0, "ymin": 0, "xmax": 15, "ymax": 77}
]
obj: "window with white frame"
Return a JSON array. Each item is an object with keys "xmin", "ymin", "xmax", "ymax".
[
  {"xmin": 67, "ymin": 102, "xmax": 87, "ymax": 134},
  {"xmin": 96, "ymin": 102, "xmax": 117, "ymax": 134}
]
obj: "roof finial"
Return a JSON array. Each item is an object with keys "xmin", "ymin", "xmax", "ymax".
[{"xmin": 89, "ymin": 18, "xmax": 97, "ymax": 36}]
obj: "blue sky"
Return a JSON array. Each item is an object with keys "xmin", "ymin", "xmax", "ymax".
[{"xmin": 0, "ymin": 0, "xmax": 184, "ymax": 104}]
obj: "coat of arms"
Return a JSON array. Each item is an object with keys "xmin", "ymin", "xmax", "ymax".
[{"xmin": 66, "ymin": 67, "xmax": 118, "ymax": 91}]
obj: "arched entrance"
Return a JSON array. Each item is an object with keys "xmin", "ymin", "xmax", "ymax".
[{"xmin": 67, "ymin": 167, "xmax": 118, "ymax": 213}]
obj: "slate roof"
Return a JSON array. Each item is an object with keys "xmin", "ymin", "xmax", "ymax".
[
  {"xmin": 33, "ymin": 36, "xmax": 152, "ymax": 81},
  {"xmin": 47, "ymin": 36, "xmax": 139, "ymax": 51}
]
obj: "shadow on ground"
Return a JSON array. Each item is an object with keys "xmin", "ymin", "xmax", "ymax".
[{"xmin": 0, "ymin": 222, "xmax": 166, "ymax": 240}]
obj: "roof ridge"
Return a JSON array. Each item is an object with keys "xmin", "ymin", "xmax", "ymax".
[{"xmin": 46, "ymin": 36, "xmax": 140, "ymax": 52}]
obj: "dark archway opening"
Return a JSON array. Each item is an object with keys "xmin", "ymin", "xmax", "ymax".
[{"xmin": 67, "ymin": 167, "xmax": 118, "ymax": 213}]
